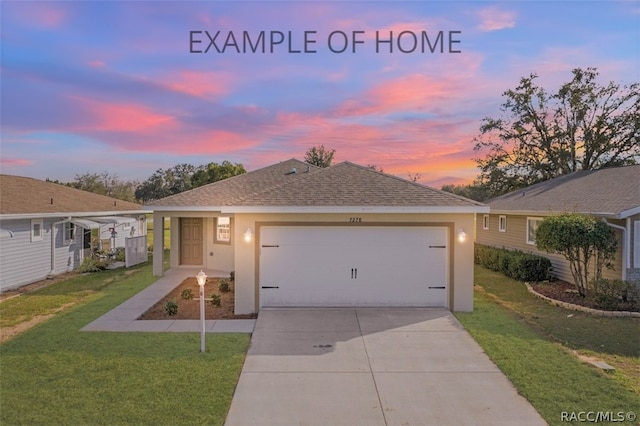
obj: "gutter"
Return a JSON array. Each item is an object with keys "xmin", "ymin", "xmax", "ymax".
[{"xmin": 602, "ymin": 218, "xmax": 628, "ymax": 281}]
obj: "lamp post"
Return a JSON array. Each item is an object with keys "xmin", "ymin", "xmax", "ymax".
[{"xmin": 196, "ymin": 270, "xmax": 207, "ymax": 353}]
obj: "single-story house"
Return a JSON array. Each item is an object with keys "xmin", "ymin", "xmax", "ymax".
[
  {"xmin": 146, "ymin": 159, "xmax": 489, "ymax": 314},
  {"xmin": 0, "ymin": 175, "xmax": 149, "ymax": 291},
  {"xmin": 477, "ymin": 165, "xmax": 640, "ymax": 284}
]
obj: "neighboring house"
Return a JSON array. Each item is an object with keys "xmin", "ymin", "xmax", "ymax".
[
  {"xmin": 477, "ymin": 165, "xmax": 640, "ymax": 284},
  {"xmin": 0, "ymin": 175, "xmax": 149, "ymax": 292},
  {"xmin": 147, "ymin": 159, "xmax": 488, "ymax": 314}
]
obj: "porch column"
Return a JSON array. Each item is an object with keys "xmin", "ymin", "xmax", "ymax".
[{"xmin": 153, "ymin": 214, "xmax": 164, "ymax": 276}]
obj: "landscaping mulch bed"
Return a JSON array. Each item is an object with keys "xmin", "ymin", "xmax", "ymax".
[
  {"xmin": 531, "ymin": 280, "xmax": 640, "ymax": 313},
  {"xmin": 138, "ymin": 277, "xmax": 257, "ymax": 320}
]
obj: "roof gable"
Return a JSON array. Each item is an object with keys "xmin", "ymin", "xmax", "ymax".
[
  {"xmin": 148, "ymin": 159, "xmax": 484, "ymax": 210},
  {"xmin": 0, "ymin": 175, "xmax": 143, "ymax": 215},
  {"xmin": 487, "ymin": 165, "xmax": 640, "ymax": 218}
]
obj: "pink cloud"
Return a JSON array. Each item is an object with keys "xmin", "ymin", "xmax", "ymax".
[
  {"xmin": 28, "ymin": 4, "xmax": 67, "ymax": 28},
  {"xmin": 0, "ymin": 157, "xmax": 33, "ymax": 166},
  {"xmin": 477, "ymin": 7, "xmax": 516, "ymax": 32},
  {"xmin": 69, "ymin": 96, "xmax": 178, "ymax": 133},
  {"xmin": 160, "ymin": 70, "xmax": 231, "ymax": 98},
  {"xmin": 87, "ymin": 60, "xmax": 106, "ymax": 69}
]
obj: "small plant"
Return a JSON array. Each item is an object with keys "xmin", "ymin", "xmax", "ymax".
[
  {"xmin": 115, "ymin": 247, "xmax": 126, "ymax": 262},
  {"xmin": 181, "ymin": 288, "xmax": 194, "ymax": 300},
  {"xmin": 163, "ymin": 300, "xmax": 179, "ymax": 316},
  {"xmin": 229, "ymin": 271, "xmax": 235, "ymax": 281},
  {"xmin": 77, "ymin": 257, "xmax": 108, "ymax": 273},
  {"xmin": 210, "ymin": 294, "xmax": 221, "ymax": 307},
  {"xmin": 218, "ymin": 279, "xmax": 231, "ymax": 293}
]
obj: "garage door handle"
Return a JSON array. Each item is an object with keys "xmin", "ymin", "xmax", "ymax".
[
  {"xmin": 261, "ymin": 286, "xmax": 279, "ymax": 289},
  {"xmin": 261, "ymin": 245, "xmax": 279, "ymax": 248},
  {"xmin": 351, "ymin": 268, "xmax": 358, "ymax": 279},
  {"xmin": 428, "ymin": 286, "xmax": 446, "ymax": 289},
  {"xmin": 429, "ymin": 245, "xmax": 446, "ymax": 248}
]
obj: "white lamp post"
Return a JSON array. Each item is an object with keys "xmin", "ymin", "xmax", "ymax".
[{"xmin": 196, "ymin": 270, "xmax": 207, "ymax": 353}]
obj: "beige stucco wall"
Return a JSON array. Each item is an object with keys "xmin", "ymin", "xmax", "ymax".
[{"xmin": 232, "ymin": 212, "xmax": 477, "ymax": 314}]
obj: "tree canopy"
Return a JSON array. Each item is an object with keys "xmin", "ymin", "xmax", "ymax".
[
  {"xmin": 135, "ymin": 161, "xmax": 245, "ymax": 202},
  {"xmin": 304, "ymin": 145, "xmax": 335, "ymax": 168},
  {"xmin": 472, "ymin": 67, "xmax": 639, "ymax": 198}
]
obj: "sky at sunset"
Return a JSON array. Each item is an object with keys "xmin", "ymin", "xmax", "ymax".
[{"xmin": 1, "ymin": 1, "xmax": 638, "ymax": 188}]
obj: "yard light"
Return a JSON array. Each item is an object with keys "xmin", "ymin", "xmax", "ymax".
[
  {"xmin": 244, "ymin": 227, "xmax": 253, "ymax": 243},
  {"xmin": 196, "ymin": 270, "xmax": 207, "ymax": 352},
  {"xmin": 457, "ymin": 229, "xmax": 467, "ymax": 243}
]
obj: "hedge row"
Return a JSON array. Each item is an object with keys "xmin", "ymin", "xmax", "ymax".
[{"xmin": 475, "ymin": 244, "xmax": 552, "ymax": 282}]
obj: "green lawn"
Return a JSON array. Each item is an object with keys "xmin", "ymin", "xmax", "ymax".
[
  {"xmin": 146, "ymin": 215, "xmax": 171, "ymax": 250},
  {"xmin": 0, "ymin": 261, "xmax": 250, "ymax": 426},
  {"xmin": 456, "ymin": 266, "xmax": 640, "ymax": 425}
]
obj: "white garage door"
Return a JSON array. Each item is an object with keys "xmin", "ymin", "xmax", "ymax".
[{"xmin": 259, "ymin": 226, "xmax": 449, "ymax": 308}]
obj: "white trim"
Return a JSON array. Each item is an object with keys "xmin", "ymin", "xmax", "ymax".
[
  {"xmin": 498, "ymin": 215, "xmax": 507, "ymax": 232},
  {"xmin": 146, "ymin": 205, "xmax": 489, "ymax": 214},
  {"xmin": 635, "ymin": 220, "xmax": 640, "ymax": 268},
  {"xmin": 0, "ymin": 210, "xmax": 149, "ymax": 220},
  {"xmin": 620, "ymin": 206, "xmax": 640, "ymax": 219},
  {"xmin": 31, "ymin": 219, "xmax": 44, "ymax": 242},
  {"xmin": 482, "ymin": 214, "xmax": 489, "ymax": 230},
  {"xmin": 526, "ymin": 217, "xmax": 543, "ymax": 245}
]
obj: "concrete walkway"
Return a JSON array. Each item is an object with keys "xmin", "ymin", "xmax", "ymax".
[
  {"xmin": 81, "ymin": 267, "xmax": 256, "ymax": 333},
  {"xmin": 225, "ymin": 308, "xmax": 546, "ymax": 426}
]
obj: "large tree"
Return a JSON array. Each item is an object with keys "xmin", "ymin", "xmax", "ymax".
[
  {"xmin": 473, "ymin": 67, "xmax": 639, "ymax": 197},
  {"xmin": 54, "ymin": 172, "xmax": 138, "ymax": 202},
  {"xmin": 135, "ymin": 161, "xmax": 246, "ymax": 202},
  {"xmin": 304, "ymin": 145, "xmax": 335, "ymax": 168}
]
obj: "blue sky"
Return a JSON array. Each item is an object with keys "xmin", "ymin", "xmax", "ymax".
[{"xmin": 1, "ymin": 1, "xmax": 638, "ymax": 187}]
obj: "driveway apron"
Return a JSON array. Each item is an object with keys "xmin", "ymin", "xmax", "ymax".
[{"xmin": 225, "ymin": 308, "xmax": 546, "ymax": 426}]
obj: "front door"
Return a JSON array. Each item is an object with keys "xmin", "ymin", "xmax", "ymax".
[{"xmin": 180, "ymin": 218, "xmax": 203, "ymax": 265}]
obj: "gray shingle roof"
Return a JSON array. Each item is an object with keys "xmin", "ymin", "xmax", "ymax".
[
  {"xmin": 148, "ymin": 159, "xmax": 484, "ymax": 209},
  {"xmin": 487, "ymin": 165, "xmax": 640, "ymax": 218},
  {"xmin": 0, "ymin": 175, "xmax": 143, "ymax": 215}
]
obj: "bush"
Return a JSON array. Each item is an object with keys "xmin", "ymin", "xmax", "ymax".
[
  {"xmin": 475, "ymin": 244, "xmax": 552, "ymax": 282},
  {"xmin": 210, "ymin": 294, "xmax": 221, "ymax": 307},
  {"xmin": 163, "ymin": 300, "xmax": 179, "ymax": 316},
  {"xmin": 181, "ymin": 288, "xmax": 193, "ymax": 300},
  {"xmin": 114, "ymin": 247, "xmax": 126, "ymax": 262},
  {"xmin": 218, "ymin": 279, "xmax": 231, "ymax": 293},
  {"xmin": 588, "ymin": 279, "xmax": 640, "ymax": 311},
  {"xmin": 77, "ymin": 257, "xmax": 108, "ymax": 273}
]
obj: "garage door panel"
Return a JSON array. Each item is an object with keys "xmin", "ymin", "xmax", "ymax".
[{"xmin": 259, "ymin": 226, "xmax": 448, "ymax": 308}]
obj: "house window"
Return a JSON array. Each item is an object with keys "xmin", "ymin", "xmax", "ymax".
[
  {"xmin": 64, "ymin": 222, "xmax": 76, "ymax": 243},
  {"xmin": 31, "ymin": 219, "xmax": 43, "ymax": 242},
  {"xmin": 215, "ymin": 217, "xmax": 231, "ymax": 244},
  {"xmin": 527, "ymin": 217, "xmax": 543, "ymax": 245},
  {"xmin": 482, "ymin": 215, "xmax": 489, "ymax": 230},
  {"xmin": 499, "ymin": 215, "xmax": 507, "ymax": 233}
]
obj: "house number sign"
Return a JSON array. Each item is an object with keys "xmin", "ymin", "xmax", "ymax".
[{"xmin": 349, "ymin": 217, "xmax": 362, "ymax": 222}]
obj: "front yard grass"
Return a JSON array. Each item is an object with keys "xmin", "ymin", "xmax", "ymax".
[
  {"xmin": 456, "ymin": 266, "xmax": 640, "ymax": 425},
  {"xmin": 0, "ymin": 261, "xmax": 250, "ymax": 426}
]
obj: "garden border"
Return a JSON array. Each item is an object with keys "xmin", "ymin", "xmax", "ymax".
[{"xmin": 525, "ymin": 283, "xmax": 640, "ymax": 318}]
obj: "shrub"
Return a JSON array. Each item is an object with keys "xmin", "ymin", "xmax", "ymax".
[
  {"xmin": 181, "ymin": 288, "xmax": 194, "ymax": 300},
  {"xmin": 218, "ymin": 279, "xmax": 231, "ymax": 293},
  {"xmin": 115, "ymin": 247, "xmax": 126, "ymax": 262},
  {"xmin": 77, "ymin": 257, "xmax": 108, "ymax": 273},
  {"xmin": 588, "ymin": 279, "xmax": 640, "ymax": 311},
  {"xmin": 210, "ymin": 294, "xmax": 221, "ymax": 307},
  {"xmin": 475, "ymin": 244, "xmax": 552, "ymax": 282},
  {"xmin": 163, "ymin": 300, "xmax": 179, "ymax": 316}
]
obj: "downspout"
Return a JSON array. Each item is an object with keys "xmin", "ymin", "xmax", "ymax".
[
  {"xmin": 602, "ymin": 218, "xmax": 627, "ymax": 281},
  {"xmin": 50, "ymin": 217, "xmax": 71, "ymax": 276}
]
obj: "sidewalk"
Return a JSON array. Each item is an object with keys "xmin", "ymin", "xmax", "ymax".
[{"xmin": 81, "ymin": 267, "xmax": 256, "ymax": 333}]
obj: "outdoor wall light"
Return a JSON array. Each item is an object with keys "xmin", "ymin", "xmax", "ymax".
[
  {"xmin": 457, "ymin": 229, "xmax": 467, "ymax": 243},
  {"xmin": 244, "ymin": 227, "xmax": 253, "ymax": 243},
  {"xmin": 196, "ymin": 270, "xmax": 207, "ymax": 352}
]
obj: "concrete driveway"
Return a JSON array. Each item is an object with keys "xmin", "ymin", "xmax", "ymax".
[{"xmin": 225, "ymin": 308, "xmax": 545, "ymax": 426}]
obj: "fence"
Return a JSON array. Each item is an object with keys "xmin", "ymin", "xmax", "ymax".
[{"xmin": 125, "ymin": 236, "xmax": 147, "ymax": 268}]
